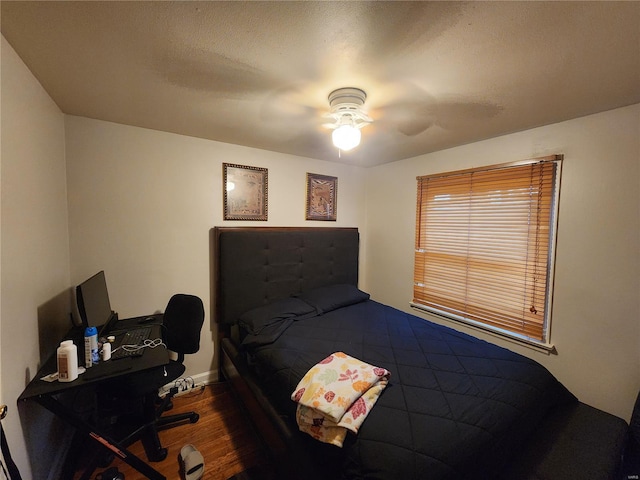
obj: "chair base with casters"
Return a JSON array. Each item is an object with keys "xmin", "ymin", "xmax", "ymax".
[
  {"xmin": 85, "ymin": 355, "xmax": 200, "ymax": 468},
  {"xmin": 119, "ymin": 385, "xmax": 200, "ymax": 462},
  {"xmin": 97, "ymin": 294, "xmax": 205, "ymax": 465}
]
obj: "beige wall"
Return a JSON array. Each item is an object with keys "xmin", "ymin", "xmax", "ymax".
[
  {"xmin": 1, "ymin": 36, "xmax": 70, "ymax": 479},
  {"xmin": 64, "ymin": 116, "xmax": 367, "ymax": 381},
  {"xmin": 364, "ymin": 103, "xmax": 640, "ymax": 421}
]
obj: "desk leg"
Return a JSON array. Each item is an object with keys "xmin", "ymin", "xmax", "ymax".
[{"xmin": 36, "ymin": 395, "xmax": 166, "ymax": 480}]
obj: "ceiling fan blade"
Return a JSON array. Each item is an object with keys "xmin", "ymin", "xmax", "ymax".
[
  {"xmin": 259, "ymin": 83, "xmax": 324, "ymax": 123},
  {"xmin": 158, "ymin": 49, "xmax": 278, "ymax": 97},
  {"xmin": 397, "ymin": 117, "xmax": 436, "ymax": 136},
  {"xmin": 330, "ymin": 2, "xmax": 466, "ymax": 75},
  {"xmin": 431, "ymin": 100, "xmax": 504, "ymax": 130},
  {"xmin": 370, "ymin": 83, "xmax": 437, "ymax": 136}
]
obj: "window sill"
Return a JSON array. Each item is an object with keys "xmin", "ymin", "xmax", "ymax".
[{"xmin": 409, "ymin": 302, "xmax": 556, "ymax": 355}]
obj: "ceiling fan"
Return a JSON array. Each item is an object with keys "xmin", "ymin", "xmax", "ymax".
[
  {"xmin": 156, "ymin": 43, "xmax": 502, "ymax": 156},
  {"xmin": 261, "ymin": 80, "xmax": 502, "ymax": 150},
  {"xmin": 323, "ymin": 88, "xmax": 373, "ymax": 151}
]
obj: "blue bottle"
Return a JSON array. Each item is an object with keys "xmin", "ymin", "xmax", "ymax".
[{"xmin": 84, "ymin": 326, "xmax": 99, "ymax": 367}]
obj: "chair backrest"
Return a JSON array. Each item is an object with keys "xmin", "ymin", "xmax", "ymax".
[{"xmin": 163, "ymin": 294, "xmax": 204, "ymax": 356}]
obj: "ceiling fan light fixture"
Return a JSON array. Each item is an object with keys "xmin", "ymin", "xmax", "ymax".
[
  {"xmin": 332, "ymin": 123, "xmax": 361, "ymax": 151},
  {"xmin": 327, "ymin": 87, "xmax": 371, "ymax": 152}
]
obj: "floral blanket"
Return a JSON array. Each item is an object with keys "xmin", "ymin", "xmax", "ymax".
[{"xmin": 291, "ymin": 352, "xmax": 391, "ymax": 447}]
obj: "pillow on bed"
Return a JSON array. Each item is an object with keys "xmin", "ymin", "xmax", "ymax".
[
  {"xmin": 296, "ymin": 283, "xmax": 370, "ymax": 314},
  {"xmin": 238, "ymin": 297, "xmax": 317, "ymax": 335}
]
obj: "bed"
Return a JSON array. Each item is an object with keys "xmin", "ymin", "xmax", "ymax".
[{"xmin": 212, "ymin": 226, "xmax": 630, "ymax": 480}]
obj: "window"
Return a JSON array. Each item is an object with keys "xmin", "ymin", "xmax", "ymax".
[{"xmin": 413, "ymin": 155, "xmax": 562, "ymax": 348}]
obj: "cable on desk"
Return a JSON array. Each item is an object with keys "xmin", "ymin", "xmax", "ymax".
[{"xmin": 111, "ymin": 338, "xmax": 165, "ymax": 356}]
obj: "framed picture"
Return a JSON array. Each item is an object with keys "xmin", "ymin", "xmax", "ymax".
[
  {"xmin": 223, "ymin": 163, "xmax": 268, "ymax": 221},
  {"xmin": 306, "ymin": 173, "xmax": 337, "ymax": 221}
]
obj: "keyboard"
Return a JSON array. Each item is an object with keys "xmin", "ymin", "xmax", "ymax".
[{"xmin": 111, "ymin": 327, "xmax": 152, "ymax": 360}]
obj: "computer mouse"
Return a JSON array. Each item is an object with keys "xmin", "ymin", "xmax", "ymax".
[{"xmin": 138, "ymin": 316, "xmax": 156, "ymax": 324}]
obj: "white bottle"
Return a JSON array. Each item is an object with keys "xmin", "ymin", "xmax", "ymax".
[
  {"xmin": 57, "ymin": 340, "xmax": 78, "ymax": 382},
  {"xmin": 101, "ymin": 342, "xmax": 111, "ymax": 361}
]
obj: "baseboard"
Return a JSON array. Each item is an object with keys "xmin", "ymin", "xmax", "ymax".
[{"xmin": 189, "ymin": 369, "xmax": 219, "ymax": 385}]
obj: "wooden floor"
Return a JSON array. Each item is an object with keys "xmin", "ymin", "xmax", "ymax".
[{"xmin": 77, "ymin": 382, "xmax": 277, "ymax": 480}]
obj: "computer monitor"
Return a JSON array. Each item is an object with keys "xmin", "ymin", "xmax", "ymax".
[{"xmin": 76, "ymin": 270, "xmax": 116, "ymax": 333}]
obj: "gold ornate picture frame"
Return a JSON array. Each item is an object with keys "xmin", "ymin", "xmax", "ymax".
[
  {"xmin": 305, "ymin": 173, "xmax": 337, "ymax": 221},
  {"xmin": 223, "ymin": 163, "xmax": 268, "ymax": 221}
]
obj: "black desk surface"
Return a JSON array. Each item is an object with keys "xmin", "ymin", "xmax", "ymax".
[{"xmin": 19, "ymin": 317, "xmax": 169, "ymax": 401}]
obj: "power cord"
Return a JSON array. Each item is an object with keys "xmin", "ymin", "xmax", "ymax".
[
  {"xmin": 171, "ymin": 377, "xmax": 195, "ymax": 392},
  {"xmin": 158, "ymin": 376, "xmax": 204, "ymax": 398}
]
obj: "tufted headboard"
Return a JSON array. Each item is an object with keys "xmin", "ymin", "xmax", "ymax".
[{"xmin": 213, "ymin": 227, "xmax": 359, "ymax": 331}]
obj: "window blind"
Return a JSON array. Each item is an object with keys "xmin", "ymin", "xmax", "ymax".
[{"xmin": 413, "ymin": 156, "xmax": 561, "ymax": 343}]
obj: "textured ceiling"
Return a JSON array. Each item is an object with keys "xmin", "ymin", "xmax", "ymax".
[{"xmin": 2, "ymin": 1, "xmax": 639, "ymax": 167}]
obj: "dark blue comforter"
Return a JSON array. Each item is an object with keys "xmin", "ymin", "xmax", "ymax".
[{"xmin": 243, "ymin": 299, "xmax": 576, "ymax": 480}]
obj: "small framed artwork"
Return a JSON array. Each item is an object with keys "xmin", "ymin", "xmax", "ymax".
[
  {"xmin": 306, "ymin": 173, "xmax": 337, "ymax": 221},
  {"xmin": 223, "ymin": 163, "xmax": 268, "ymax": 221}
]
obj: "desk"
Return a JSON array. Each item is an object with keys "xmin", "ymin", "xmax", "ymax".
[{"xmin": 19, "ymin": 318, "xmax": 169, "ymax": 480}]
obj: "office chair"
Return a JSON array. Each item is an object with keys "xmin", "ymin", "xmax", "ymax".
[{"xmin": 104, "ymin": 293, "xmax": 205, "ymax": 462}]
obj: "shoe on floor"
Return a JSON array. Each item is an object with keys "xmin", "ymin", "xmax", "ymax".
[{"xmin": 179, "ymin": 444, "xmax": 204, "ymax": 480}]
